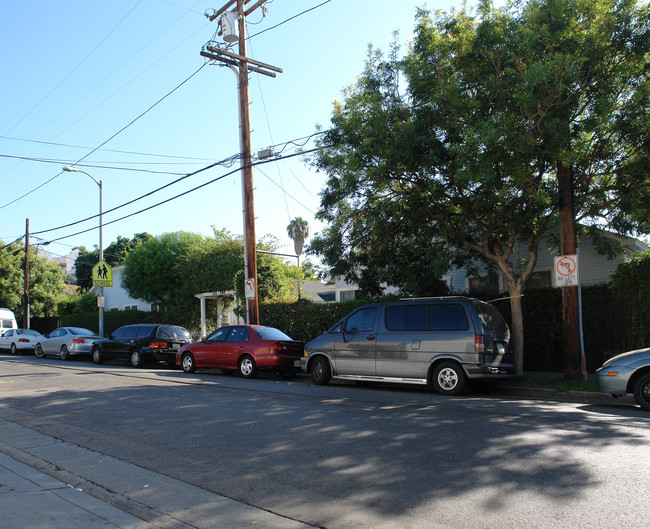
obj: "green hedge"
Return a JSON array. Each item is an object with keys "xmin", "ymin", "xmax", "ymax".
[
  {"xmin": 62, "ymin": 280, "xmax": 648, "ymax": 373},
  {"xmin": 261, "ymin": 284, "xmax": 647, "ymax": 374}
]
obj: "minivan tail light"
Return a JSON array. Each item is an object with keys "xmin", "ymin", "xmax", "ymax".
[
  {"xmin": 149, "ymin": 342, "xmax": 168, "ymax": 349},
  {"xmin": 475, "ymin": 335, "xmax": 485, "ymax": 353}
]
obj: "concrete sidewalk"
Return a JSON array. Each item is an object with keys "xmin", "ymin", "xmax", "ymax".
[{"xmin": 0, "ymin": 418, "xmax": 312, "ymax": 529}]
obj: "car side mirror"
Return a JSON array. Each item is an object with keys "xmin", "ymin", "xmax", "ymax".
[{"xmin": 201, "ymin": 336, "xmax": 207, "ymax": 343}]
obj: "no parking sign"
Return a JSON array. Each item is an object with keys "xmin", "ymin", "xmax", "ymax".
[{"xmin": 553, "ymin": 254, "xmax": 579, "ymax": 287}]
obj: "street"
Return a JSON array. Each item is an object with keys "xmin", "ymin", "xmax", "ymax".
[{"xmin": 1, "ymin": 355, "xmax": 648, "ymax": 529}]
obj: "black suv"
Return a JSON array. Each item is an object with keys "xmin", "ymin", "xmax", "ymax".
[{"xmin": 92, "ymin": 324, "xmax": 192, "ymax": 368}]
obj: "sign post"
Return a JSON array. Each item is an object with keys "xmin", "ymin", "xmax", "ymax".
[{"xmin": 553, "ymin": 253, "xmax": 586, "ymax": 378}]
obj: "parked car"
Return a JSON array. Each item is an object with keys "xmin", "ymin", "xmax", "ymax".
[
  {"xmin": 596, "ymin": 347, "xmax": 650, "ymax": 411},
  {"xmin": 91, "ymin": 324, "xmax": 192, "ymax": 368},
  {"xmin": 177, "ymin": 325, "xmax": 305, "ymax": 379},
  {"xmin": 298, "ymin": 296, "xmax": 514, "ymax": 395},
  {"xmin": 35, "ymin": 327, "xmax": 102, "ymax": 360},
  {"xmin": 0, "ymin": 328, "xmax": 43, "ymax": 355}
]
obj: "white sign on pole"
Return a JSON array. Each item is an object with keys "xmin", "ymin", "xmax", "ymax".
[
  {"xmin": 244, "ymin": 278, "xmax": 255, "ymax": 299},
  {"xmin": 553, "ymin": 254, "xmax": 579, "ymax": 288}
]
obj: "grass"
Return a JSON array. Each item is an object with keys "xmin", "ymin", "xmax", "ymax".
[{"xmin": 500, "ymin": 376, "xmax": 598, "ymax": 393}]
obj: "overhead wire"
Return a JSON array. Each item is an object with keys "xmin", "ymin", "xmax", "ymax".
[
  {"xmin": 2, "ymin": 0, "xmax": 146, "ymax": 139},
  {"xmin": 0, "ymin": 63, "xmax": 208, "ymax": 211},
  {"xmin": 37, "ymin": 147, "xmax": 322, "ymax": 245}
]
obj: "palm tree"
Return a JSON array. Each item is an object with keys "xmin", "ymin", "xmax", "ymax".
[{"xmin": 287, "ymin": 217, "xmax": 310, "ymax": 261}]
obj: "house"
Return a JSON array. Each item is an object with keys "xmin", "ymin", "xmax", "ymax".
[
  {"xmin": 333, "ymin": 229, "xmax": 649, "ymax": 300},
  {"xmin": 93, "ymin": 265, "xmax": 154, "ymax": 312}
]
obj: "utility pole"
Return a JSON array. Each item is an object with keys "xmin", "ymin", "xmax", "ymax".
[
  {"xmin": 558, "ymin": 160, "xmax": 581, "ymax": 379},
  {"xmin": 203, "ymin": 0, "xmax": 281, "ymax": 325},
  {"xmin": 23, "ymin": 218, "xmax": 29, "ymax": 329}
]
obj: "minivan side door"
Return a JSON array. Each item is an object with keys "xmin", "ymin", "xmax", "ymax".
[
  {"xmin": 376, "ymin": 302, "xmax": 475, "ymax": 378},
  {"xmin": 333, "ymin": 306, "xmax": 378, "ymax": 376}
]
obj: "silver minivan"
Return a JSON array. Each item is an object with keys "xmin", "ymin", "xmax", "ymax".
[{"xmin": 298, "ymin": 297, "xmax": 514, "ymax": 395}]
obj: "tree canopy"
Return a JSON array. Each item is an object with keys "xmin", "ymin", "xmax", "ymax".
[
  {"xmin": 0, "ymin": 241, "xmax": 67, "ymax": 321},
  {"xmin": 308, "ymin": 0, "xmax": 650, "ymax": 374},
  {"xmin": 122, "ymin": 228, "xmax": 302, "ymax": 328}
]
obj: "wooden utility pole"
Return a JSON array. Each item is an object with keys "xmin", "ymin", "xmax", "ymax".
[
  {"xmin": 23, "ymin": 218, "xmax": 29, "ymax": 329},
  {"xmin": 203, "ymin": 0, "xmax": 281, "ymax": 325},
  {"xmin": 558, "ymin": 160, "xmax": 581, "ymax": 379}
]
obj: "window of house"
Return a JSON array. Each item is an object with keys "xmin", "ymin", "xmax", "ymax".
[
  {"xmin": 339, "ymin": 290, "xmax": 359, "ymax": 302},
  {"xmin": 124, "ymin": 304, "xmax": 138, "ymax": 311}
]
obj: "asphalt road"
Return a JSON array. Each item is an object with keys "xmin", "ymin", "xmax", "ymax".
[{"xmin": 1, "ymin": 355, "xmax": 648, "ymax": 529}]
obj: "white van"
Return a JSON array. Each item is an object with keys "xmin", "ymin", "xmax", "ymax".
[{"xmin": 0, "ymin": 308, "xmax": 18, "ymax": 336}]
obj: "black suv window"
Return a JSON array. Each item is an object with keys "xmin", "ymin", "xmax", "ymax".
[
  {"xmin": 111, "ymin": 326, "xmax": 128, "ymax": 339},
  {"xmin": 136, "ymin": 325, "xmax": 155, "ymax": 338}
]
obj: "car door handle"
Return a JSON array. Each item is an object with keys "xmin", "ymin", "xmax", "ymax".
[{"xmin": 366, "ymin": 334, "xmax": 375, "ymax": 341}]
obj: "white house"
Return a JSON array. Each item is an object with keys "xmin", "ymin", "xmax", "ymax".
[
  {"xmin": 92, "ymin": 265, "xmax": 153, "ymax": 312},
  {"xmin": 333, "ymin": 229, "xmax": 648, "ymax": 300}
]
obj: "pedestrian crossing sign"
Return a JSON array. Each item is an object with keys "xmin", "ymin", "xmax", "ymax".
[{"xmin": 92, "ymin": 260, "xmax": 113, "ymax": 287}]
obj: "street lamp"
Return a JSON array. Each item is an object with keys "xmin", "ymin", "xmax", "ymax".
[{"xmin": 62, "ymin": 166, "xmax": 104, "ymax": 337}]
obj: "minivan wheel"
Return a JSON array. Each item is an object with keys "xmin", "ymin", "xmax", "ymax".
[
  {"xmin": 92, "ymin": 346, "xmax": 104, "ymax": 364},
  {"xmin": 35, "ymin": 344, "xmax": 44, "ymax": 358},
  {"xmin": 431, "ymin": 361, "xmax": 466, "ymax": 396},
  {"xmin": 238, "ymin": 355, "xmax": 257, "ymax": 378},
  {"xmin": 130, "ymin": 349, "xmax": 143, "ymax": 368},
  {"xmin": 633, "ymin": 373, "xmax": 650, "ymax": 411},
  {"xmin": 311, "ymin": 356, "xmax": 331, "ymax": 386},
  {"xmin": 181, "ymin": 352, "xmax": 196, "ymax": 373}
]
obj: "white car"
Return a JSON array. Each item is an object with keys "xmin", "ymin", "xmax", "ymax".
[
  {"xmin": 35, "ymin": 327, "xmax": 102, "ymax": 360},
  {"xmin": 0, "ymin": 328, "xmax": 43, "ymax": 355}
]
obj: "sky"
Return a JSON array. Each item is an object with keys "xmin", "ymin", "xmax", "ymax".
[{"xmin": 0, "ymin": 0, "xmax": 470, "ymax": 267}]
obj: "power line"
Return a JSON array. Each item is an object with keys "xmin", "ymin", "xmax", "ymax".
[
  {"xmin": 247, "ymin": 0, "xmax": 333, "ymax": 40},
  {"xmin": 2, "ymin": 0, "xmax": 146, "ymax": 138},
  {"xmin": 0, "ymin": 135, "xmax": 215, "ymax": 162},
  {"xmin": 0, "ymin": 63, "xmax": 208, "ymax": 212},
  {"xmin": 0, "ymin": 155, "xmax": 187, "ymax": 175},
  {"xmin": 38, "ymin": 147, "xmax": 321, "ymax": 245}
]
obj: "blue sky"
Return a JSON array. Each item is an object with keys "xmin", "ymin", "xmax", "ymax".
[{"xmin": 0, "ymin": 0, "xmax": 465, "ymax": 264}]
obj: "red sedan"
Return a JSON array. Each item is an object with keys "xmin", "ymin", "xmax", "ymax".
[{"xmin": 176, "ymin": 325, "xmax": 305, "ymax": 379}]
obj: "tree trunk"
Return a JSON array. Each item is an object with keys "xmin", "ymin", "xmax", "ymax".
[
  {"xmin": 505, "ymin": 279, "xmax": 525, "ymax": 376},
  {"xmin": 558, "ymin": 160, "xmax": 581, "ymax": 379}
]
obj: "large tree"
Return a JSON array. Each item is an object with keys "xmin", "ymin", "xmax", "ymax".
[
  {"xmin": 0, "ymin": 241, "xmax": 67, "ymax": 320},
  {"xmin": 122, "ymin": 229, "xmax": 301, "ymax": 327},
  {"xmin": 309, "ymin": 0, "xmax": 649, "ymax": 376}
]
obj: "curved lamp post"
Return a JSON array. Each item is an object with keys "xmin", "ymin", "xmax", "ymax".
[{"xmin": 63, "ymin": 166, "xmax": 104, "ymax": 337}]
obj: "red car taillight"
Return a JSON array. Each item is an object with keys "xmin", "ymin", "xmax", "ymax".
[
  {"xmin": 18, "ymin": 338, "xmax": 29, "ymax": 343},
  {"xmin": 149, "ymin": 342, "xmax": 168, "ymax": 349},
  {"xmin": 475, "ymin": 334, "xmax": 485, "ymax": 353},
  {"xmin": 72, "ymin": 338, "xmax": 86, "ymax": 344}
]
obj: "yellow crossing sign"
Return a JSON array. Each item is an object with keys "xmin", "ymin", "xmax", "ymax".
[{"xmin": 92, "ymin": 260, "xmax": 113, "ymax": 287}]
